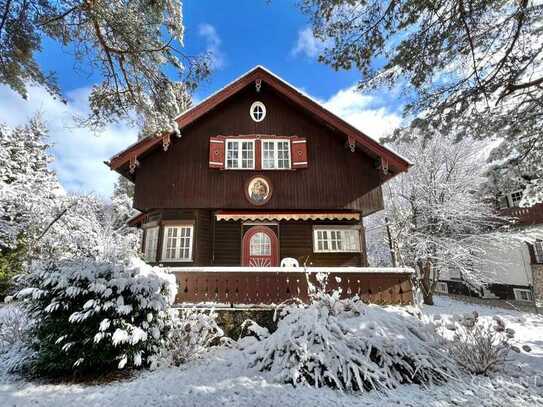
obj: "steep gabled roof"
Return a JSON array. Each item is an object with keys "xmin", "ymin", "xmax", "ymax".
[{"xmin": 107, "ymin": 65, "xmax": 411, "ymax": 176}]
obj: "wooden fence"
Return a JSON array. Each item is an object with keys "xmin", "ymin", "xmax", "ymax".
[{"xmin": 172, "ymin": 268, "xmax": 413, "ymax": 306}]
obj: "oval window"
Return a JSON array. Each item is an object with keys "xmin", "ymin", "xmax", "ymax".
[{"xmin": 250, "ymin": 101, "xmax": 266, "ymax": 122}]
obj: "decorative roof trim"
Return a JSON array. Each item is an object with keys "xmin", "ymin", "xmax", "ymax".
[{"xmin": 106, "ymin": 66, "xmax": 411, "ymax": 175}]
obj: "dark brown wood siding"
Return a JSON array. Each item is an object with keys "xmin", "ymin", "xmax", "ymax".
[{"xmin": 133, "ymin": 85, "xmax": 384, "ymax": 214}]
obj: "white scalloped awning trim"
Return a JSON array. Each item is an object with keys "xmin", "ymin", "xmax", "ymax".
[{"xmin": 215, "ymin": 212, "xmax": 360, "ymax": 222}]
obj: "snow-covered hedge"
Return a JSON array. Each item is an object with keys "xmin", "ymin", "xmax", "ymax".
[
  {"xmin": 247, "ymin": 286, "xmax": 458, "ymax": 393},
  {"xmin": 16, "ymin": 257, "xmax": 176, "ymax": 376}
]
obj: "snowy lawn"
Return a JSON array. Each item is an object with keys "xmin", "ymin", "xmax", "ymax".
[{"xmin": 1, "ymin": 296, "xmax": 542, "ymax": 407}]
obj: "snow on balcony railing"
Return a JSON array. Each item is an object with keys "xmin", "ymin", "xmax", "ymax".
[{"xmin": 165, "ymin": 266, "xmax": 415, "ymax": 274}]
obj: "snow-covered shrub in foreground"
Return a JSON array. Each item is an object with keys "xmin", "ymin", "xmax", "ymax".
[
  {"xmin": 152, "ymin": 308, "xmax": 223, "ymax": 368},
  {"xmin": 247, "ymin": 289, "xmax": 459, "ymax": 393},
  {"xmin": 436, "ymin": 312, "xmax": 514, "ymax": 375},
  {"xmin": 17, "ymin": 257, "xmax": 176, "ymax": 376},
  {"xmin": 0, "ymin": 304, "xmax": 36, "ymax": 373}
]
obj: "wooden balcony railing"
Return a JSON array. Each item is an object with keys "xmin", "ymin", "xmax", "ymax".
[
  {"xmin": 500, "ymin": 203, "xmax": 543, "ymax": 226},
  {"xmin": 168, "ymin": 267, "xmax": 414, "ymax": 307}
]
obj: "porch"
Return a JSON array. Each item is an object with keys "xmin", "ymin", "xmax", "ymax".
[{"xmin": 168, "ymin": 267, "xmax": 414, "ymax": 307}]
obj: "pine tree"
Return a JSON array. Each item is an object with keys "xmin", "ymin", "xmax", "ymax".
[
  {"xmin": 0, "ymin": 117, "xmax": 61, "ymax": 296},
  {"xmin": 299, "ymin": 0, "xmax": 543, "ymax": 204},
  {"xmin": 0, "ymin": 0, "xmax": 205, "ymax": 133}
]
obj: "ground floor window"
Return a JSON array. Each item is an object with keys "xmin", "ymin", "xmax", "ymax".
[
  {"xmin": 513, "ymin": 288, "xmax": 533, "ymax": 302},
  {"xmin": 162, "ymin": 225, "xmax": 193, "ymax": 262},
  {"xmin": 435, "ymin": 281, "xmax": 448, "ymax": 294},
  {"xmin": 313, "ymin": 226, "xmax": 360, "ymax": 253},
  {"xmin": 143, "ymin": 226, "xmax": 159, "ymax": 262},
  {"xmin": 534, "ymin": 241, "xmax": 543, "ymax": 264}
]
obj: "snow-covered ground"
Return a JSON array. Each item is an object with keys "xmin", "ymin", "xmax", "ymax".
[{"xmin": 1, "ymin": 296, "xmax": 542, "ymax": 407}]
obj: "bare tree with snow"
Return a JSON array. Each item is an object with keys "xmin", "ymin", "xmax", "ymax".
[{"xmin": 383, "ymin": 128, "xmax": 511, "ymax": 305}]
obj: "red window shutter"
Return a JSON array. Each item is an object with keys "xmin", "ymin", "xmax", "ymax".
[
  {"xmin": 291, "ymin": 136, "xmax": 308, "ymax": 168},
  {"xmin": 209, "ymin": 136, "xmax": 225, "ymax": 169}
]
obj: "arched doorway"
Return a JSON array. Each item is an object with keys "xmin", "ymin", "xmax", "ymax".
[{"xmin": 242, "ymin": 225, "xmax": 279, "ymax": 267}]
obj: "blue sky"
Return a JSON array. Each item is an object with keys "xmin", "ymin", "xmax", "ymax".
[{"xmin": 0, "ymin": 0, "xmax": 404, "ymax": 197}]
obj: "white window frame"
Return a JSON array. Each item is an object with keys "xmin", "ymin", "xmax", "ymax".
[
  {"xmin": 313, "ymin": 226, "xmax": 360, "ymax": 253},
  {"xmin": 513, "ymin": 288, "xmax": 533, "ymax": 302},
  {"xmin": 508, "ymin": 190, "xmax": 523, "ymax": 207},
  {"xmin": 534, "ymin": 241, "xmax": 543, "ymax": 264},
  {"xmin": 225, "ymin": 139, "xmax": 255, "ymax": 170},
  {"xmin": 250, "ymin": 101, "xmax": 266, "ymax": 122},
  {"xmin": 261, "ymin": 139, "xmax": 291, "ymax": 170},
  {"xmin": 435, "ymin": 282, "xmax": 449, "ymax": 294},
  {"xmin": 143, "ymin": 226, "xmax": 159, "ymax": 262},
  {"xmin": 161, "ymin": 225, "xmax": 194, "ymax": 262},
  {"xmin": 497, "ymin": 195, "xmax": 509, "ymax": 210}
]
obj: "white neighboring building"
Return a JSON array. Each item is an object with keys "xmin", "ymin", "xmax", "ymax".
[
  {"xmin": 439, "ymin": 188, "xmax": 543, "ymax": 307},
  {"xmin": 439, "ymin": 239, "xmax": 535, "ymax": 302}
]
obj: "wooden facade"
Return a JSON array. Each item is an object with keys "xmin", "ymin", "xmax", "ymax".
[
  {"xmin": 109, "ymin": 66, "xmax": 412, "ymax": 306},
  {"xmin": 131, "ymin": 84, "xmax": 386, "ymax": 213}
]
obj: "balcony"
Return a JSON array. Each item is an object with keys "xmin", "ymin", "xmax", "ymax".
[
  {"xmin": 167, "ymin": 267, "xmax": 414, "ymax": 308},
  {"xmin": 500, "ymin": 203, "xmax": 543, "ymax": 226}
]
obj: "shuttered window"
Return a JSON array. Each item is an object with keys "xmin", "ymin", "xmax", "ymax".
[
  {"xmin": 162, "ymin": 225, "xmax": 193, "ymax": 262},
  {"xmin": 226, "ymin": 140, "xmax": 255, "ymax": 169},
  {"xmin": 262, "ymin": 140, "xmax": 291, "ymax": 169},
  {"xmin": 313, "ymin": 227, "xmax": 360, "ymax": 253}
]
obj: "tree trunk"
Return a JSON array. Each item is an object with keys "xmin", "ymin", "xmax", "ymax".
[{"xmin": 417, "ymin": 259, "xmax": 434, "ymax": 305}]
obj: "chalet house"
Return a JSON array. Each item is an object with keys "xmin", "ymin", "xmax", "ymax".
[
  {"xmin": 439, "ymin": 188, "xmax": 543, "ymax": 309},
  {"xmin": 107, "ymin": 66, "xmax": 413, "ymax": 306}
]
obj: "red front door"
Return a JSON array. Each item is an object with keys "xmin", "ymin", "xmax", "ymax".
[{"xmin": 242, "ymin": 225, "xmax": 279, "ymax": 267}]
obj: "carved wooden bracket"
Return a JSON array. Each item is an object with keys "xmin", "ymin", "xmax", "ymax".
[
  {"xmin": 162, "ymin": 132, "xmax": 171, "ymax": 151},
  {"xmin": 129, "ymin": 155, "xmax": 140, "ymax": 174},
  {"xmin": 347, "ymin": 136, "xmax": 356, "ymax": 152},
  {"xmin": 375, "ymin": 157, "xmax": 389, "ymax": 175}
]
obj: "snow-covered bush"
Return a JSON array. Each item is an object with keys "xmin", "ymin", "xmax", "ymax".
[
  {"xmin": 16, "ymin": 257, "xmax": 176, "ymax": 376},
  {"xmin": 247, "ymin": 284, "xmax": 458, "ymax": 393},
  {"xmin": 437, "ymin": 312, "xmax": 513, "ymax": 375},
  {"xmin": 154, "ymin": 308, "xmax": 223, "ymax": 367}
]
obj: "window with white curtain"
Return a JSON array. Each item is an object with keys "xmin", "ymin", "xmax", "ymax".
[
  {"xmin": 313, "ymin": 227, "xmax": 360, "ymax": 253},
  {"xmin": 226, "ymin": 139, "xmax": 255, "ymax": 169},
  {"xmin": 162, "ymin": 225, "xmax": 193, "ymax": 262},
  {"xmin": 262, "ymin": 140, "xmax": 291, "ymax": 169},
  {"xmin": 143, "ymin": 227, "xmax": 159, "ymax": 262}
]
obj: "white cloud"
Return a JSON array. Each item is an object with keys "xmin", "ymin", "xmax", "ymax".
[
  {"xmin": 323, "ymin": 86, "xmax": 403, "ymax": 141},
  {"xmin": 198, "ymin": 23, "xmax": 225, "ymax": 69},
  {"xmin": 0, "ymin": 85, "xmax": 138, "ymax": 198},
  {"xmin": 291, "ymin": 27, "xmax": 331, "ymax": 59}
]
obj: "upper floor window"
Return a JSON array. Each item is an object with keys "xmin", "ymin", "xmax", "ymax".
[
  {"xmin": 162, "ymin": 225, "xmax": 193, "ymax": 262},
  {"xmin": 510, "ymin": 190, "xmax": 523, "ymax": 207},
  {"xmin": 250, "ymin": 101, "xmax": 266, "ymax": 122},
  {"xmin": 226, "ymin": 140, "xmax": 255, "ymax": 169},
  {"xmin": 262, "ymin": 140, "xmax": 291, "ymax": 169},
  {"xmin": 143, "ymin": 226, "xmax": 159, "ymax": 262},
  {"xmin": 313, "ymin": 226, "xmax": 360, "ymax": 253}
]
